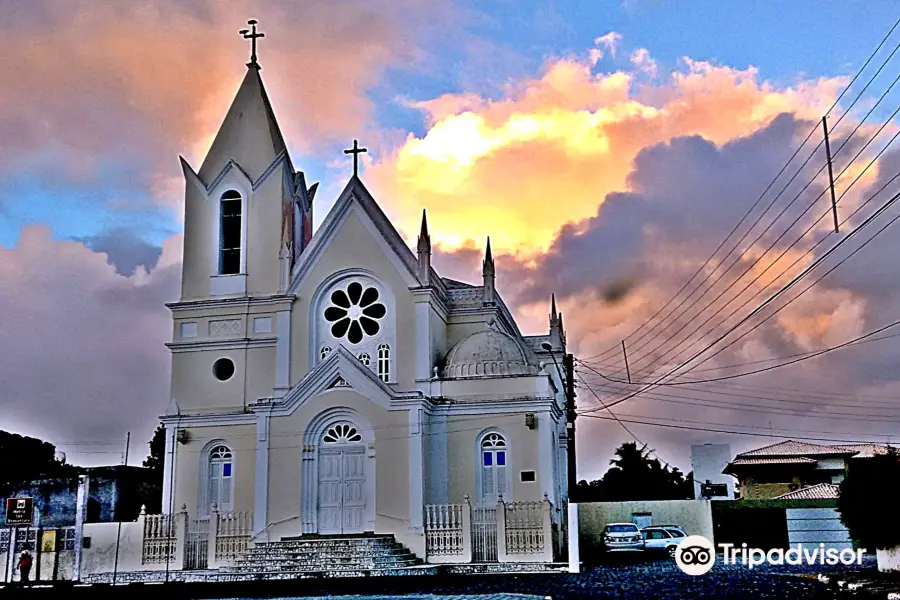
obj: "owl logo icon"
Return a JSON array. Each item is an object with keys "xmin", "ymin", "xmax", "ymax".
[{"xmin": 675, "ymin": 535, "xmax": 716, "ymax": 575}]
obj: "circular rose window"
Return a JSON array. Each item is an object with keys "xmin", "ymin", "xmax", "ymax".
[{"xmin": 324, "ymin": 282, "xmax": 386, "ymax": 344}]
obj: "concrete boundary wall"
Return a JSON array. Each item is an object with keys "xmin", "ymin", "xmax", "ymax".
[{"xmin": 579, "ymin": 500, "xmax": 714, "ymax": 554}]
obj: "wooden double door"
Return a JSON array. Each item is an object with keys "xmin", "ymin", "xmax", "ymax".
[{"xmin": 317, "ymin": 446, "xmax": 368, "ymax": 534}]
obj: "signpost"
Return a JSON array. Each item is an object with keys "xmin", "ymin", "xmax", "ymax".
[
  {"xmin": 5, "ymin": 498, "xmax": 33, "ymax": 526},
  {"xmin": 5, "ymin": 498, "xmax": 34, "ymax": 582}
]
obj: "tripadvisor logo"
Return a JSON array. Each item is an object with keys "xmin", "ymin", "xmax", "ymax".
[
  {"xmin": 675, "ymin": 536, "xmax": 716, "ymax": 575},
  {"xmin": 674, "ymin": 536, "xmax": 866, "ymax": 576}
]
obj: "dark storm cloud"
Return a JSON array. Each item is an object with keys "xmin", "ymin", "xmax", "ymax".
[{"xmin": 78, "ymin": 228, "xmax": 163, "ymax": 276}]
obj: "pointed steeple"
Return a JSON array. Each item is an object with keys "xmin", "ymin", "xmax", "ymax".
[
  {"xmin": 417, "ymin": 209, "xmax": 431, "ymax": 284},
  {"xmin": 550, "ymin": 294, "xmax": 560, "ymax": 328},
  {"xmin": 198, "ymin": 64, "xmax": 287, "ymax": 183},
  {"xmin": 483, "ymin": 237, "xmax": 495, "ymax": 304}
]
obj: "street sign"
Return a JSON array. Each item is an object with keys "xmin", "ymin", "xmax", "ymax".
[{"xmin": 5, "ymin": 497, "xmax": 33, "ymax": 525}]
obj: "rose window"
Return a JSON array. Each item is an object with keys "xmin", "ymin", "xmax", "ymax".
[
  {"xmin": 324, "ymin": 282, "xmax": 386, "ymax": 344},
  {"xmin": 323, "ymin": 423, "xmax": 362, "ymax": 444}
]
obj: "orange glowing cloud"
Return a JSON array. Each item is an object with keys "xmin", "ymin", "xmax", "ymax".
[
  {"xmin": 368, "ymin": 43, "xmax": 845, "ymax": 254},
  {"xmin": 0, "ymin": 0, "xmax": 451, "ymax": 204}
]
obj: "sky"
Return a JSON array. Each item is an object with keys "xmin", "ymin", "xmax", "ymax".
[{"xmin": 3, "ymin": 0, "xmax": 900, "ymax": 480}]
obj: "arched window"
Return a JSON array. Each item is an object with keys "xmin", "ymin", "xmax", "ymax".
[
  {"xmin": 320, "ymin": 346, "xmax": 332, "ymax": 361},
  {"xmin": 206, "ymin": 445, "xmax": 234, "ymax": 514},
  {"xmin": 219, "ymin": 190, "xmax": 242, "ymax": 275},
  {"xmin": 358, "ymin": 353, "xmax": 370, "ymax": 367},
  {"xmin": 481, "ymin": 433, "xmax": 507, "ymax": 502},
  {"xmin": 377, "ymin": 344, "xmax": 390, "ymax": 382}
]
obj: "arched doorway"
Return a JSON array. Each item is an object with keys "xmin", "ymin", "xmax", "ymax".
[
  {"xmin": 301, "ymin": 407, "xmax": 375, "ymax": 535},
  {"xmin": 317, "ymin": 422, "xmax": 368, "ymax": 534}
]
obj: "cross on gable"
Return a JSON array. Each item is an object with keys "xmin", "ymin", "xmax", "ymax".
[
  {"xmin": 239, "ymin": 19, "xmax": 265, "ymax": 66},
  {"xmin": 344, "ymin": 139, "xmax": 368, "ymax": 177}
]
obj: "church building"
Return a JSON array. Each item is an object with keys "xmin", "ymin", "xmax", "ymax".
[{"xmin": 159, "ymin": 32, "xmax": 571, "ymax": 561}]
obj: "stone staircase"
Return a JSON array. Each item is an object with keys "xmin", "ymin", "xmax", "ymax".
[{"xmin": 222, "ymin": 534, "xmax": 437, "ymax": 578}]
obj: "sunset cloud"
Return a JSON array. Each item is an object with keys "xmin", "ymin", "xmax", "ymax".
[
  {"xmin": 369, "ymin": 44, "xmax": 845, "ymax": 254},
  {"xmin": 0, "ymin": 0, "xmax": 450, "ymax": 203}
]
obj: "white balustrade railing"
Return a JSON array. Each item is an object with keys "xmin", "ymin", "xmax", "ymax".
[
  {"xmin": 214, "ymin": 510, "xmax": 253, "ymax": 563},
  {"xmin": 141, "ymin": 514, "xmax": 175, "ymax": 564},
  {"xmin": 504, "ymin": 501, "xmax": 546, "ymax": 555},
  {"xmin": 423, "ymin": 494, "xmax": 556, "ymax": 564},
  {"xmin": 424, "ymin": 495, "xmax": 472, "ymax": 563}
]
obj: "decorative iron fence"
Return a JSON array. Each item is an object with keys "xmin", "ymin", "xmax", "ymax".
[
  {"xmin": 471, "ymin": 505, "xmax": 498, "ymax": 562},
  {"xmin": 183, "ymin": 517, "xmax": 209, "ymax": 570}
]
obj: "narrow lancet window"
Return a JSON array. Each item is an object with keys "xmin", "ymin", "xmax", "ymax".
[{"xmin": 220, "ymin": 191, "xmax": 242, "ymax": 275}]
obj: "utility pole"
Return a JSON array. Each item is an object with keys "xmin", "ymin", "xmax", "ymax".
[
  {"xmin": 564, "ymin": 353, "xmax": 577, "ymax": 500},
  {"xmin": 112, "ymin": 432, "xmax": 130, "ymax": 585}
]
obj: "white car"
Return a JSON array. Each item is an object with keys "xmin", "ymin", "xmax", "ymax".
[
  {"xmin": 602, "ymin": 522, "xmax": 645, "ymax": 552},
  {"xmin": 640, "ymin": 526, "xmax": 682, "ymax": 557}
]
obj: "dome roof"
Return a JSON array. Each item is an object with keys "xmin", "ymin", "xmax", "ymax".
[{"xmin": 444, "ymin": 329, "xmax": 537, "ymax": 378}]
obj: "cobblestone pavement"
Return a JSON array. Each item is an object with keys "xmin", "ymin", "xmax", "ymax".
[{"xmin": 231, "ymin": 555, "xmax": 877, "ymax": 599}]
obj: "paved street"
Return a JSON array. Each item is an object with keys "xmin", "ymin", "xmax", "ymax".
[
  {"xmin": 1, "ymin": 555, "xmax": 878, "ymax": 599},
  {"xmin": 222, "ymin": 555, "xmax": 877, "ymax": 600}
]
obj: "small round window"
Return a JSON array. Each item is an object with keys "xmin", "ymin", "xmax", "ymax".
[
  {"xmin": 213, "ymin": 358, "xmax": 235, "ymax": 381},
  {"xmin": 324, "ymin": 282, "xmax": 387, "ymax": 344}
]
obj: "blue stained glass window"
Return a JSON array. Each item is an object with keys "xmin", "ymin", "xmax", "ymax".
[
  {"xmin": 483, "ymin": 453, "xmax": 492, "ymax": 466},
  {"xmin": 223, "ymin": 463, "xmax": 232, "ymax": 477},
  {"xmin": 497, "ymin": 451, "xmax": 506, "ymax": 466}
]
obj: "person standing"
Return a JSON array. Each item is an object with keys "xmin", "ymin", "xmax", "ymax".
[{"xmin": 16, "ymin": 544, "xmax": 33, "ymax": 584}]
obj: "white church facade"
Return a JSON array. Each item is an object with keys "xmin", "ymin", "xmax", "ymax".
[{"xmin": 158, "ymin": 46, "xmax": 571, "ymax": 562}]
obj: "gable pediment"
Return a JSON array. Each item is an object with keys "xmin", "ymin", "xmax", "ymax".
[
  {"xmin": 287, "ymin": 177, "xmax": 431, "ymax": 295},
  {"xmin": 257, "ymin": 345, "xmax": 420, "ymax": 415}
]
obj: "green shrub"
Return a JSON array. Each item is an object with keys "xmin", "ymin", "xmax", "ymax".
[{"xmin": 837, "ymin": 448, "xmax": 900, "ymax": 550}]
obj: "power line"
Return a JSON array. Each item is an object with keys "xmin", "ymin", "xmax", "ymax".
[
  {"xmin": 587, "ymin": 21, "xmax": 900, "ymax": 368},
  {"xmin": 580, "ymin": 168, "xmax": 900, "ymax": 415},
  {"xmin": 614, "ymin": 95, "xmax": 900, "ymax": 379},
  {"xmin": 577, "ymin": 313, "xmax": 900, "ymax": 386},
  {"xmin": 580, "ymin": 412, "xmax": 896, "ymax": 445},
  {"xmin": 576, "ymin": 378, "xmax": 900, "ymax": 423}
]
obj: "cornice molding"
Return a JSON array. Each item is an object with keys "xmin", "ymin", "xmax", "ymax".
[
  {"xmin": 166, "ymin": 336, "xmax": 277, "ymax": 353},
  {"xmin": 167, "ymin": 294, "xmax": 296, "ymax": 313}
]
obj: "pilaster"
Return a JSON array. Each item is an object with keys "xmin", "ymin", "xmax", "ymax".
[
  {"xmin": 408, "ymin": 408, "xmax": 425, "ymax": 533},
  {"xmin": 254, "ymin": 412, "xmax": 270, "ymax": 536}
]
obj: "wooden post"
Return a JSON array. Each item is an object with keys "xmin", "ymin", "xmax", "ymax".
[
  {"xmin": 622, "ymin": 340, "xmax": 631, "ymax": 383},
  {"xmin": 207, "ymin": 507, "xmax": 219, "ymax": 569},
  {"xmin": 823, "ymin": 116, "xmax": 840, "ymax": 233}
]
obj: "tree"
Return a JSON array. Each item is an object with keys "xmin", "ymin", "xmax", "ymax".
[
  {"xmin": 837, "ymin": 448, "xmax": 900, "ymax": 551},
  {"xmin": 143, "ymin": 424, "xmax": 165, "ymax": 473},
  {"xmin": 576, "ymin": 441, "xmax": 693, "ymax": 501},
  {"xmin": 138, "ymin": 424, "xmax": 166, "ymax": 513},
  {"xmin": 0, "ymin": 430, "xmax": 76, "ymax": 497}
]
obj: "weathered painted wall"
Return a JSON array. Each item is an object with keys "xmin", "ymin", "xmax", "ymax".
[
  {"xmin": 81, "ymin": 522, "xmax": 156, "ymax": 575},
  {"xmin": 579, "ymin": 500, "xmax": 715, "ymax": 555}
]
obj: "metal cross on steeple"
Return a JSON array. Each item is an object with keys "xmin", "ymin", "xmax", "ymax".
[
  {"xmin": 239, "ymin": 19, "xmax": 265, "ymax": 66},
  {"xmin": 344, "ymin": 139, "xmax": 368, "ymax": 177}
]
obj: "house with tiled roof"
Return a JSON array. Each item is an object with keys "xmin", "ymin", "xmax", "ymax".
[{"xmin": 723, "ymin": 440, "xmax": 894, "ymax": 500}]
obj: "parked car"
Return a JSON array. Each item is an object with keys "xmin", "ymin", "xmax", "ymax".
[
  {"xmin": 656, "ymin": 525, "xmax": 687, "ymax": 538},
  {"xmin": 640, "ymin": 526, "xmax": 682, "ymax": 557},
  {"xmin": 602, "ymin": 522, "xmax": 645, "ymax": 552}
]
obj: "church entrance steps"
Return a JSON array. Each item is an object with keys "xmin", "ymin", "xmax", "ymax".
[{"xmin": 221, "ymin": 534, "xmax": 425, "ymax": 576}]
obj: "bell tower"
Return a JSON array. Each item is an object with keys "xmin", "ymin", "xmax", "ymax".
[{"xmin": 177, "ymin": 21, "xmax": 315, "ymax": 301}]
